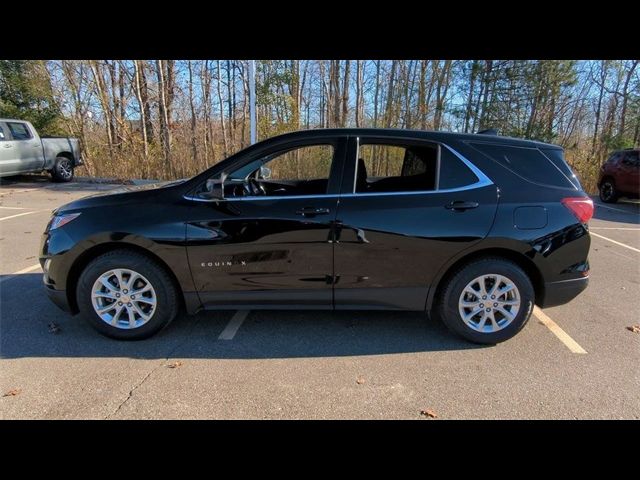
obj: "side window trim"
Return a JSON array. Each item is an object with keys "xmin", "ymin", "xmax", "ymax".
[{"xmin": 348, "ymin": 138, "xmax": 492, "ymax": 196}]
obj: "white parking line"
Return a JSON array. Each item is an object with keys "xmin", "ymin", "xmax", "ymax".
[
  {"xmin": 0, "ymin": 211, "xmax": 41, "ymax": 221},
  {"xmin": 0, "ymin": 263, "xmax": 42, "ymax": 285},
  {"xmin": 533, "ymin": 306, "xmax": 587, "ymax": 354},
  {"xmin": 590, "ymin": 232, "xmax": 640, "ymax": 253},
  {"xmin": 593, "ymin": 202, "xmax": 640, "ymax": 215},
  {"xmin": 0, "ymin": 206, "xmax": 29, "ymax": 210},
  {"xmin": 218, "ymin": 310, "xmax": 250, "ymax": 340},
  {"xmin": 589, "ymin": 227, "xmax": 640, "ymax": 231}
]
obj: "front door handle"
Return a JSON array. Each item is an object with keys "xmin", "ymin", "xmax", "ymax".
[
  {"xmin": 445, "ymin": 200, "xmax": 479, "ymax": 211},
  {"xmin": 3, "ymin": 144, "xmax": 12, "ymax": 148},
  {"xmin": 296, "ymin": 207, "xmax": 330, "ymax": 217}
]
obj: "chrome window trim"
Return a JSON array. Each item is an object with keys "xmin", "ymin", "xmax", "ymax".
[{"xmin": 184, "ymin": 193, "xmax": 343, "ymax": 202}]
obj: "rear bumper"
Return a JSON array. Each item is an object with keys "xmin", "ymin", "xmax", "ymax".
[
  {"xmin": 44, "ymin": 284, "xmax": 71, "ymax": 313},
  {"xmin": 539, "ymin": 276, "xmax": 589, "ymax": 308}
]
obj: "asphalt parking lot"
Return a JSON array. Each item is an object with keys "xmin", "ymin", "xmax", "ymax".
[{"xmin": 1, "ymin": 175, "xmax": 639, "ymax": 419}]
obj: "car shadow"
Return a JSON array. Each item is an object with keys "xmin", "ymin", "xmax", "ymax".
[
  {"xmin": 591, "ymin": 196, "xmax": 640, "ymax": 225},
  {"xmin": 0, "ymin": 274, "xmax": 485, "ymax": 360}
]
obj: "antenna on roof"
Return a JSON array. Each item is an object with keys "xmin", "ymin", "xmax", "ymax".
[{"xmin": 477, "ymin": 128, "xmax": 498, "ymax": 136}]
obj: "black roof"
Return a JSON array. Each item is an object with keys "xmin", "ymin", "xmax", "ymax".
[{"xmin": 261, "ymin": 128, "xmax": 563, "ymax": 150}]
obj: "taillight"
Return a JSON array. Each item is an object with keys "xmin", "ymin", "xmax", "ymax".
[{"xmin": 561, "ymin": 197, "xmax": 594, "ymax": 223}]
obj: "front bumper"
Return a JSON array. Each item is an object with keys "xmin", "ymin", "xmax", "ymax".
[
  {"xmin": 44, "ymin": 283, "xmax": 72, "ymax": 312},
  {"xmin": 539, "ymin": 276, "xmax": 589, "ymax": 308}
]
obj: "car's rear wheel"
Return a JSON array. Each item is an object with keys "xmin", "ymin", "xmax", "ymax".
[
  {"xmin": 599, "ymin": 179, "xmax": 619, "ymax": 203},
  {"xmin": 51, "ymin": 156, "xmax": 74, "ymax": 182},
  {"xmin": 436, "ymin": 258, "xmax": 534, "ymax": 344},
  {"xmin": 76, "ymin": 250, "xmax": 179, "ymax": 340}
]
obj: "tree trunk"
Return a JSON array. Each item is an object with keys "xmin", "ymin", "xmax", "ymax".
[
  {"xmin": 187, "ymin": 60, "xmax": 198, "ymax": 165},
  {"xmin": 418, "ymin": 60, "xmax": 427, "ymax": 129},
  {"xmin": 133, "ymin": 60, "xmax": 148, "ymax": 158},
  {"xmin": 373, "ymin": 60, "xmax": 381, "ymax": 128},
  {"xmin": 433, "ymin": 60, "xmax": 452, "ymax": 130},
  {"xmin": 341, "ymin": 60, "xmax": 350, "ymax": 127},
  {"xmin": 155, "ymin": 59, "xmax": 173, "ymax": 176},
  {"xmin": 89, "ymin": 60, "xmax": 114, "ymax": 158},
  {"xmin": 619, "ymin": 60, "xmax": 639, "ymax": 137},
  {"xmin": 216, "ymin": 60, "xmax": 228, "ymax": 156},
  {"xmin": 355, "ymin": 60, "xmax": 364, "ymax": 127},
  {"xmin": 464, "ymin": 60, "xmax": 478, "ymax": 133}
]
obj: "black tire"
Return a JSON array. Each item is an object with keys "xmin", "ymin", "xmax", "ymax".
[
  {"xmin": 598, "ymin": 179, "xmax": 619, "ymax": 203},
  {"xmin": 51, "ymin": 156, "xmax": 74, "ymax": 182},
  {"xmin": 76, "ymin": 249, "xmax": 179, "ymax": 340},
  {"xmin": 436, "ymin": 257, "xmax": 534, "ymax": 344}
]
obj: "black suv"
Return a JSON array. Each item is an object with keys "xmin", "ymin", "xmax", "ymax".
[{"xmin": 40, "ymin": 128, "xmax": 592, "ymax": 343}]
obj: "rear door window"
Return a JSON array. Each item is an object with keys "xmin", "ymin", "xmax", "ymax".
[
  {"xmin": 354, "ymin": 140, "xmax": 481, "ymax": 194},
  {"xmin": 469, "ymin": 142, "xmax": 576, "ymax": 189},
  {"xmin": 0, "ymin": 123, "xmax": 6, "ymax": 141}
]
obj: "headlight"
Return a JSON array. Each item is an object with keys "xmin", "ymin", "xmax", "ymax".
[{"xmin": 49, "ymin": 212, "xmax": 81, "ymax": 230}]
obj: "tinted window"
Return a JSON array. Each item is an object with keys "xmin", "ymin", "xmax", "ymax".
[
  {"xmin": 439, "ymin": 148, "xmax": 479, "ymax": 189},
  {"xmin": 263, "ymin": 144, "xmax": 334, "ymax": 181},
  {"xmin": 623, "ymin": 151, "xmax": 639, "ymax": 167},
  {"xmin": 0, "ymin": 124, "xmax": 6, "ymax": 141},
  {"xmin": 356, "ymin": 143, "xmax": 438, "ymax": 193},
  {"xmin": 541, "ymin": 148, "xmax": 582, "ymax": 189},
  {"xmin": 607, "ymin": 152, "xmax": 622, "ymax": 164},
  {"xmin": 470, "ymin": 142, "xmax": 576, "ymax": 189},
  {"xmin": 7, "ymin": 122, "xmax": 32, "ymax": 140}
]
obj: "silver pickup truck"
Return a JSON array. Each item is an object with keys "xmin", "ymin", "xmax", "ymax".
[{"xmin": 0, "ymin": 118, "xmax": 83, "ymax": 182}]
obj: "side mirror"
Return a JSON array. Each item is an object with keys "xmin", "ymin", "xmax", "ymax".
[
  {"xmin": 203, "ymin": 172, "xmax": 228, "ymax": 200},
  {"xmin": 259, "ymin": 165, "xmax": 272, "ymax": 180}
]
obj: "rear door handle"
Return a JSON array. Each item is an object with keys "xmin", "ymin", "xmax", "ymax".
[
  {"xmin": 445, "ymin": 200, "xmax": 479, "ymax": 211},
  {"xmin": 3, "ymin": 144, "xmax": 12, "ymax": 148},
  {"xmin": 296, "ymin": 207, "xmax": 330, "ymax": 217}
]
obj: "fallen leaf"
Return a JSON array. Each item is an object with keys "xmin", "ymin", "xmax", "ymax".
[
  {"xmin": 3, "ymin": 389, "xmax": 22, "ymax": 397},
  {"xmin": 356, "ymin": 377, "xmax": 366, "ymax": 385},
  {"xmin": 48, "ymin": 322, "xmax": 61, "ymax": 334},
  {"xmin": 626, "ymin": 325, "xmax": 640, "ymax": 334},
  {"xmin": 420, "ymin": 409, "xmax": 438, "ymax": 419},
  {"xmin": 167, "ymin": 361, "xmax": 183, "ymax": 369}
]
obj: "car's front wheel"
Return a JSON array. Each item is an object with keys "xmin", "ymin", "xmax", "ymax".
[
  {"xmin": 436, "ymin": 258, "xmax": 534, "ymax": 344},
  {"xmin": 76, "ymin": 250, "xmax": 179, "ymax": 340}
]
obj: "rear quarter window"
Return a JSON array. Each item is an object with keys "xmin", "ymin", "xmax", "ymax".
[
  {"xmin": 438, "ymin": 148, "xmax": 479, "ymax": 189},
  {"xmin": 468, "ymin": 142, "xmax": 577, "ymax": 189}
]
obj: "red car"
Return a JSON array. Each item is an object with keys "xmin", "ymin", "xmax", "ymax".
[{"xmin": 598, "ymin": 148, "xmax": 640, "ymax": 203}]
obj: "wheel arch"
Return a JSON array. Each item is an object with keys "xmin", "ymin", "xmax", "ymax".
[
  {"xmin": 598, "ymin": 175, "xmax": 615, "ymax": 188},
  {"xmin": 66, "ymin": 242, "xmax": 185, "ymax": 314},
  {"xmin": 426, "ymin": 247, "xmax": 544, "ymax": 311}
]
